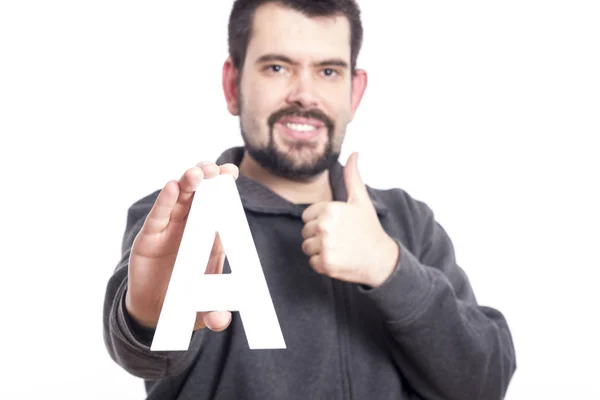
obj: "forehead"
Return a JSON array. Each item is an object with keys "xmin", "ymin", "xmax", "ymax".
[{"xmin": 247, "ymin": 3, "xmax": 351, "ymax": 62}]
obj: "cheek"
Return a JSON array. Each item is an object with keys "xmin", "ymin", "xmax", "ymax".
[
  {"xmin": 329, "ymin": 104, "xmax": 352, "ymax": 148},
  {"xmin": 245, "ymin": 82, "xmax": 281, "ymax": 118},
  {"xmin": 239, "ymin": 86, "xmax": 279, "ymax": 144},
  {"xmin": 329, "ymin": 98, "xmax": 352, "ymax": 127},
  {"xmin": 325, "ymin": 84, "xmax": 352, "ymax": 120}
]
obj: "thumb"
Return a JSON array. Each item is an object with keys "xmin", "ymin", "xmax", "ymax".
[{"xmin": 344, "ymin": 152, "xmax": 370, "ymax": 204}]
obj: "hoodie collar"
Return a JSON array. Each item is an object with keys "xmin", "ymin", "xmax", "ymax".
[{"xmin": 215, "ymin": 146, "xmax": 389, "ymax": 218}]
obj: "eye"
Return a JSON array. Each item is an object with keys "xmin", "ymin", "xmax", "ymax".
[
  {"xmin": 322, "ymin": 68, "xmax": 338, "ymax": 78},
  {"xmin": 266, "ymin": 64, "xmax": 284, "ymax": 73}
]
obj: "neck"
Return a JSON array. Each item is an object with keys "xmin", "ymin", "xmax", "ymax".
[{"xmin": 239, "ymin": 151, "xmax": 333, "ymax": 204}]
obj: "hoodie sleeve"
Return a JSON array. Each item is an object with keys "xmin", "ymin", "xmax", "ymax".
[
  {"xmin": 358, "ymin": 196, "xmax": 517, "ymax": 400},
  {"xmin": 102, "ymin": 191, "xmax": 203, "ymax": 380}
]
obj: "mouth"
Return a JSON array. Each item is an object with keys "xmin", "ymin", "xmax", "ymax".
[{"xmin": 275, "ymin": 117, "xmax": 325, "ymax": 141}]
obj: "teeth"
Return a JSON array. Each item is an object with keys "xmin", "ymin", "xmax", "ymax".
[{"xmin": 285, "ymin": 122, "xmax": 317, "ymax": 132}]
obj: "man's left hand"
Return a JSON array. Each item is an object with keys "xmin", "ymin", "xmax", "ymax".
[{"xmin": 301, "ymin": 152, "xmax": 400, "ymax": 288}]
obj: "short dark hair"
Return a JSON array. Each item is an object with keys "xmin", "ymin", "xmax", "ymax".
[{"xmin": 227, "ymin": 0, "xmax": 363, "ymax": 76}]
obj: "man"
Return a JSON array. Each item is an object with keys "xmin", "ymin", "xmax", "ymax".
[{"xmin": 103, "ymin": 0, "xmax": 517, "ymax": 399}]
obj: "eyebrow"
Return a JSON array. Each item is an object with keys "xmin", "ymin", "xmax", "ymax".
[{"xmin": 255, "ymin": 53, "xmax": 349, "ymax": 69}]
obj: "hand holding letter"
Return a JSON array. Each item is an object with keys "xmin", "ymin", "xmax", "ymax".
[{"xmin": 125, "ymin": 161, "xmax": 239, "ymax": 333}]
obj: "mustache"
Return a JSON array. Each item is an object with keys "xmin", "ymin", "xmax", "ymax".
[{"xmin": 268, "ymin": 106, "xmax": 335, "ymax": 132}]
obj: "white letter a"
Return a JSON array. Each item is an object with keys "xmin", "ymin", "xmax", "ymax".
[{"xmin": 150, "ymin": 174, "xmax": 286, "ymax": 351}]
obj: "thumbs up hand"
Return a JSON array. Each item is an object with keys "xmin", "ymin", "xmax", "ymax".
[{"xmin": 301, "ymin": 153, "xmax": 400, "ymax": 288}]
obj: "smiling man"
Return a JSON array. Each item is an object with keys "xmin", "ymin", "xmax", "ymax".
[
  {"xmin": 103, "ymin": 1, "xmax": 517, "ymax": 399},
  {"xmin": 231, "ymin": 3, "xmax": 360, "ymax": 183}
]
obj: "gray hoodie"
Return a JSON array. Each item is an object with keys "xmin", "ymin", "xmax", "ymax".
[{"xmin": 103, "ymin": 146, "xmax": 516, "ymax": 400}]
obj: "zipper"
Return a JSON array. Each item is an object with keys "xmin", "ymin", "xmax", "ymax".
[{"xmin": 333, "ymin": 279, "xmax": 353, "ymax": 400}]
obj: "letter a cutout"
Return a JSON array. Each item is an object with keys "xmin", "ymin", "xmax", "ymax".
[{"xmin": 150, "ymin": 174, "xmax": 286, "ymax": 351}]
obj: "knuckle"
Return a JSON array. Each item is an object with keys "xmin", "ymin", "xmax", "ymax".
[
  {"xmin": 325, "ymin": 203, "xmax": 340, "ymax": 219},
  {"xmin": 181, "ymin": 166, "xmax": 204, "ymax": 184},
  {"xmin": 327, "ymin": 267, "xmax": 339, "ymax": 279},
  {"xmin": 197, "ymin": 161, "xmax": 219, "ymax": 176},
  {"xmin": 320, "ymin": 250, "xmax": 331, "ymax": 268},
  {"xmin": 306, "ymin": 228, "xmax": 314, "ymax": 240},
  {"xmin": 301, "ymin": 240, "xmax": 308, "ymax": 253},
  {"xmin": 316, "ymin": 220, "xmax": 328, "ymax": 234},
  {"xmin": 322, "ymin": 251, "xmax": 339, "ymax": 273},
  {"xmin": 183, "ymin": 166, "xmax": 198, "ymax": 178},
  {"xmin": 302, "ymin": 239, "xmax": 312, "ymax": 254},
  {"xmin": 304, "ymin": 223, "xmax": 314, "ymax": 236},
  {"xmin": 322, "ymin": 233, "xmax": 335, "ymax": 250},
  {"xmin": 320, "ymin": 235, "xmax": 328, "ymax": 249},
  {"xmin": 324, "ymin": 203, "xmax": 334, "ymax": 215}
]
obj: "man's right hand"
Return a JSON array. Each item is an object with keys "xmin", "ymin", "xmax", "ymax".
[{"xmin": 125, "ymin": 161, "xmax": 239, "ymax": 334}]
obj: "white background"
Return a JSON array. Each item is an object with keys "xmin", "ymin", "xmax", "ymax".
[{"xmin": 1, "ymin": 1, "xmax": 598, "ymax": 399}]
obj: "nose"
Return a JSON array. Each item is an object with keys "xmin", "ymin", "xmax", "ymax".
[{"xmin": 285, "ymin": 71, "xmax": 319, "ymax": 109}]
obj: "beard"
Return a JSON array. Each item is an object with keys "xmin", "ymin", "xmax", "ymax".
[{"xmin": 240, "ymin": 104, "xmax": 341, "ymax": 180}]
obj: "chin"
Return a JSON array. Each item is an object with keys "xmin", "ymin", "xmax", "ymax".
[
  {"xmin": 281, "ymin": 149, "xmax": 340, "ymax": 179},
  {"xmin": 242, "ymin": 125, "xmax": 339, "ymax": 179},
  {"xmin": 281, "ymin": 142, "xmax": 327, "ymax": 164},
  {"xmin": 247, "ymin": 143, "xmax": 337, "ymax": 180}
]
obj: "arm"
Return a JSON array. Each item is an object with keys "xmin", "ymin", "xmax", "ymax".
[
  {"xmin": 359, "ymin": 200, "xmax": 517, "ymax": 400},
  {"xmin": 102, "ymin": 192, "xmax": 203, "ymax": 379}
]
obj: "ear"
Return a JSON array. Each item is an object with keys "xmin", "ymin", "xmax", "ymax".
[
  {"xmin": 222, "ymin": 57, "xmax": 240, "ymax": 116},
  {"xmin": 349, "ymin": 69, "xmax": 368, "ymax": 122}
]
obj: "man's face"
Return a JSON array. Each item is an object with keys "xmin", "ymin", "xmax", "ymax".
[{"xmin": 232, "ymin": 3, "xmax": 366, "ymax": 180}]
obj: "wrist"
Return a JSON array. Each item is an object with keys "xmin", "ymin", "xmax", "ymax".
[
  {"xmin": 124, "ymin": 289, "xmax": 160, "ymax": 329},
  {"xmin": 367, "ymin": 235, "xmax": 400, "ymax": 288}
]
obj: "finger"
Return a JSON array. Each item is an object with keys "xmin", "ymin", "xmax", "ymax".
[
  {"xmin": 309, "ymin": 255, "xmax": 323, "ymax": 274},
  {"xmin": 302, "ymin": 236, "xmax": 321, "ymax": 257},
  {"xmin": 170, "ymin": 166, "xmax": 205, "ymax": 223},
  {"xmin": 301, "ymin": 201, "xmax": 329, "ymax": 223},
  {"xmin": 199, "ymin": 161, "xmax": 221, "ymax": 179},
  {"xmin": 301, "ymin": 219, "xmax": 320, "ymax": 240},
  {"xmin": 219, "ymin": 163, "xmax": 240, "ymax": 180},
  {"xmin": 140, "ymin": 180, "xmax": 180, "ymax": 234},
  {"xmin": 194, "ymin": 311, "xmax": 225, "ymax": 330},
  {"xmin": 205, "ymin": 233, "xmax": 225, "ymax": 274},
  {"xmin": 171, "ymin": 161, "xmax": 233, "ymax": 224},
  {"xmin": 344, "ymin": 152, "xmax": 369, "ymax": 204},
  {"xmin": 196, "ymin": 311, "xmax": 232, "ymax": 332}
]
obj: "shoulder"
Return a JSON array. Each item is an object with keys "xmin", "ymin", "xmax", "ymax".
[
  {"xmin": 366, "ymin": 184, "xmax": 439, "ymax": 257},
  {"xmin": 367, "ymin": 184, "xmax": 435, "ymax": 226}
]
